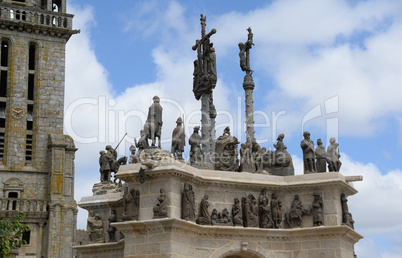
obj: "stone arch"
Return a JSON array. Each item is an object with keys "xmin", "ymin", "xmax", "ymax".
[
  {"xmin": 211, "ymin": 241, "xmax": 269, "ymax": 258},
  {"xmin": 3, "ymin": 177, "xmax": 25, "ymax": 198}
]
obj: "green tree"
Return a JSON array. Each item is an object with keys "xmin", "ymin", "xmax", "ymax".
[{"xmin": 0, "ymin": 212, "xmax": 29, "ymax": 258}]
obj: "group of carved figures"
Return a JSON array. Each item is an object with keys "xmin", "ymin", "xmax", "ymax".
[
  {"xmin": 192, "ymin": 188, "xmax": 323, "ymax": 229},
  {"xmin": 191, "ymin": 190, "xmax": 354, "ymax": 230},
  {"xmin": 301, "ymin": 131, "xmax": 342, "ymax": 173},
  {"xmin": 98, "ymin": 95, "xmax": 342, "ymax": 181},
  {"xmin": 87, "ymin": 181, "xmax": 356, "ymax": 243}
]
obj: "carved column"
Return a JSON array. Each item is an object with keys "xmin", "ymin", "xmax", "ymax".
[
  {"xmin": 201, "ymin": 93, "xmax": 211, "ymax": 158},
  {"xmin": 244, "ymin": 74, "xmax": 255, "ymax": 144}
]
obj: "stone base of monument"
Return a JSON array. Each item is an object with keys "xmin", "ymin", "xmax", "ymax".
[
  {"xmin": 92, "ymin": 182, "xmax": 122, "ymax": 195},
  {"xmin": 267, "ymin": 166, "xmax": 295, "ymax": 176},
  {"xmin": 74, "ymin": 162, "xmax": 363, "ymax": 257}
]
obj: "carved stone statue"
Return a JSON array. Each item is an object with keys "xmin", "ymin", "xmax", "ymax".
[
  {"xmin": 211, "ymin": 208, "xmax": 218, "ymax": 223},
  {"xmin": 144, "ymin": 96, "xmax": 163, "ymax": 147},
  {"xmin": 341, "ymin": 193, "xmax": 354, "ymax": 228},
  {"xmin": 240, "ymin": 143, "xmax": 253, "ymax": 172},
  {"xmin": 192, "ymin": 14, "xmax": 217, "ymax": 100},
  {"xmin": 212, "ymin": 208, "xmax": 231, "ymax": 225},
  {"xmin": 153, "ymin": 188, "xmax": 169, "ymax": 218},
  {"xmin": 238, "ymin": 27, "xmax": 254, "ymax": 74},
  {"xmin": 135, "ymin": 129, "xmax": 149, "ymax": 151},
  {"xmin": 242, "ymin": 194, "xmax": 259, "ymax": 227},
  {"xmin": 312, "ymin": 192, "xmax": 323, "ymax": 226},
  {"xmin": 105, "ymin": 145, "xmax": 127, "ymax": 181},
  {"xmin": 232, "ymin": 197, "xmax": 243, "ymax": 226},
  {"xmin": 326, "ymin": 137, "xmax": 342, "ymax": 172},
  {"xmin": 99, "ymin": 150, "xmax": 110, "ymax": 183},
  {"xmin": 315, "ymin": 139, "xmax": 326, "ymax": 172},
  {"xmin": 171, "ymin": 117, "xmax": 185, "ymax": 160},
  {"xmin": 288, "ymin": 194, "xmax": 303, "ymax": 228},
  {"xmin": 261, "ymin": 134, "xmax": 295, "ymax": 176},
  {"xmin": 215, "ymin": 127, "xmax": 240, "ymax": 171},
  {"xmin": 220, "ymin": 208, "xmax": 230, "ymax": 224},
  {"xmin": 189, "ymin": 126, "xmax": 203, "ymax": 166},
  {"xmin": 87, "ymin": 212, "xmax": 104, "ymax": 243},
  {"xmin": 182, "ymin": 182, "xmax": 196, "ymax": 221},
  {"xmin": 196, "ymin": 194, "xmax": 211, "ymax": 225},
  {"xmin": 129, "ymin": 145, "xmax": 138, "ymax": 164},
  {"xmin": 107, "ymin": 209, "xmax": 117, "ymax": 242},
  {"xmin": 122, "ymin": 187, "xmax": 140, "ymax": 221},
  {"xmin": 259, "ymin": 188, "xmax": 274, "ymax": 228},
  {"xmin": 271, "ymin": 193, "xmax": 282, "ymax": 228},
  {"xmin": 300, "ymin": 131, "xmax": 316, "ymax": 173},
  {"xmin": 239, "ymin": 42, "xmax": 247, "ymax": 72}
]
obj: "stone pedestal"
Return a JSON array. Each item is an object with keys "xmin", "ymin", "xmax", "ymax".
[{"xmin": 74, "ymin": 162, "xmax": 363, "ymax": 257}]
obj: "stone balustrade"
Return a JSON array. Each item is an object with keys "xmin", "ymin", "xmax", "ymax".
[
  {"xmin": 0, "ymin": 4, "xmax": 73, "ymax": 29},
  {"xmin": 0, "ymin": 197, "xmax": 48, "ymax": 212}
]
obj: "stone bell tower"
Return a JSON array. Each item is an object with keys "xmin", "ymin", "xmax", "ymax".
[{"xmin": 0, "ymin": 0, "xmax": 78, "ymax": 257}]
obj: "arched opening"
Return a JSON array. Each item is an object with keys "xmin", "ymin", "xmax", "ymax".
[
  {"xmin": 52, "ymin": 0, "xmax": 61, "ymax": 12},
  {"xmin": 7, "ymin": 192, "xmax": 18, "ymax": 210}
]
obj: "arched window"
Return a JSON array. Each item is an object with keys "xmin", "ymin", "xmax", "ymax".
[{"xmin": 52, "ymin": 0, "xmax": 61, "ymax": 12}]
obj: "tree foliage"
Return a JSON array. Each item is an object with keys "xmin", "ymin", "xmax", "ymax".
[{"xmin": 0, "ymin": 212, "xmax": 29, "ymax": 257}]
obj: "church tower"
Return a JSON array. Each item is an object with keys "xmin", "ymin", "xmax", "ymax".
[{"xmin": 0, "ymin": 0, "xmax": 78, "ymax": 257}]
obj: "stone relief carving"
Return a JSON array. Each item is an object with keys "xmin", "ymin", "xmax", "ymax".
[
  {"xmin": 341, "ymin": 193, "xmax": 354, "ymax": 228},
  {"xmin": 211, "ymin": 208, "xmax": 231, "ymax": 225},
  {"xmin": 107, "ymin": 209, "xmax": 117, "ymax": 242},
  {"xmin": 285, "ymin": 194, "xmax": 312, "ymax": 228},
  {"xmin": 153, "ymin": 188, "xmax": 169, "ymax": 219},
  {"xmin": 87, "ymin": 212, "xmax": 104, "ymax": 243},
  {"xmin": 232, "ymin": 197, "xmax": 243, "ymax": 226},
  {"xmin": 182, "ymin": 182, "xmax": 196, "ymax": 221},
  {"xmin": 122, "ymin": 187, "xmax": 140, "ymax": 221},
  {"xmin": 196, "ymin": 194, "xmax": 211, "ymax": 225},
  {"xmin": 242, "ymin": 194, "xmax": 259, "ymax": 227},
  {"xmin": 259, "ymin": 188, "xmax": 274, "ymax": 228},
  {"xmin": 312, "ymin": 192, "xmax": 323, "ymax": 226},
  {"xmin": 271, "ymin": 192, "xmax": 283, "ymax": 228}
]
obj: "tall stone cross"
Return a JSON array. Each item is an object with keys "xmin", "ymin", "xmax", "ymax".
[
  {"xmin": 192, "ymin": 14, "xmax": 217, "ymax": 165},
  {"xmin": 239, "ymin": 27, "xmax": 256, "ymax": 144}
]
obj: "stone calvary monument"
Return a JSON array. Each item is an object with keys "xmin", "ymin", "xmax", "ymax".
[{"xmin": 75, "ymin": 15, "xmax": 363, "ymax": 258}]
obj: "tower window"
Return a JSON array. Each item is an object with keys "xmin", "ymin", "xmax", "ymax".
[
  {"xmin": 52, "ymin": 0, "xmax": 61, "ymax": 12},
  {"xmin": 0, "ymin": 40, "xmax": 9, "ymax": 162},
  {"xmin": 26, "ymin": 43, "xmax": 36, "ymax": 163},
  {"xmin": 1, "ymin": 41, "xmax": 8, "ymax": 67},
  {"xmin": 28, "ymin": 74, "xmax": 34, "ymax": 100},
  {"xmin": 22, "ymin": 230, "xmax": 30, "ymax": 245},
  {"xmin": 29, "ymin": 45, "xmax": 35, "ymax": 70},
  {"xmin": 7, "ymin": 192, "xmax": 18, "ymax": 210},
  {"xmin": 0, "ymin": 71, "xmax": 7, "ymax": 97}
]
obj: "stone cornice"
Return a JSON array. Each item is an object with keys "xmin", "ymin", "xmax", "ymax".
[
  {"xmin": 117, "ymin": 163, "xmax": 360, "ymax": 195},
  {"xmin": 73, "ymin": 239, "xmax": 125, "ymax": 255},
  {"xmin": 112, "ymin": 218, "xmax": 363, "ymax": 243},
  {"xmin": 78, "ymin": 192, "xmax": 124, "ymax": 210}
]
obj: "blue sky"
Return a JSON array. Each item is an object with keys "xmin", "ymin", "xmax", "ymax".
[{"xmin": 65, "ymin": 0, "xmax": 402, "ymax": 257}]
